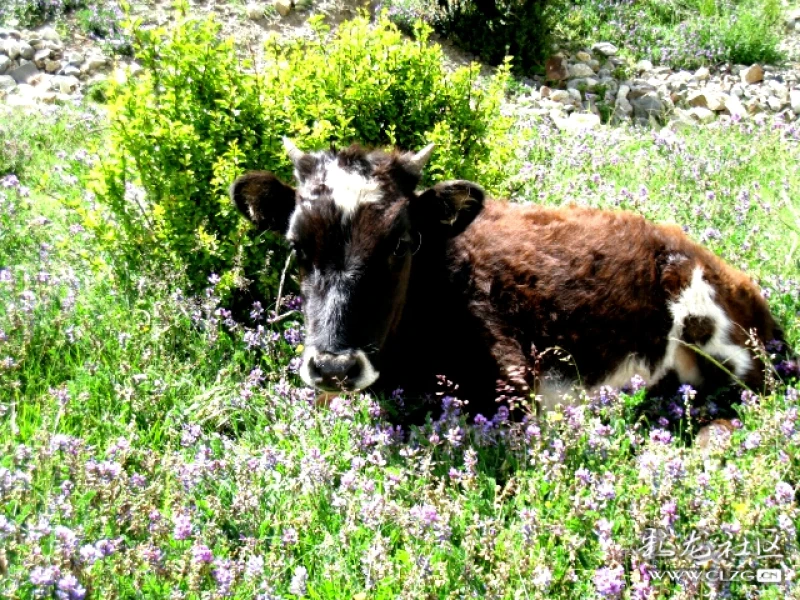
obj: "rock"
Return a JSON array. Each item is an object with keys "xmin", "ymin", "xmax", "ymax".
[
  {"xmin": 53, "ymin": 75, "xmax": 79, "ymax": 94},
  {"xmin": 0, "ymin": 75, "xmax": 15, "ymax": 90},
  {"xmin": 64, "ymin": 51, "xmax": 83, "ymax": 66},
  {"xmin": 630, "ymin": 93, "xmax": 665, "ymax": 123},
  {"xmin": 568, "ymin": 63, "xmax": 595, "ymax": 78},
  {"xmin": 246, "ymin": 3, "xmax": 264, "ymax": 19},
  {"xmin": 693, "ymin": 66, "xmax": 710, "ymax": 81},
  {"xmin": 576, "ymin": 51, "xmax": 592, "ymax": 62},
  {"xmin": 274, "ymin": 0, "xmax": 292, "ymax": 16},
  {"xmin": 545, "ymin": 56, "xmax": 568, "ymax": 82},
  {"xmin": 539, "ymin": 85, "xmax": 551, "ymax": 99},
  {"xmin": 791, "ymin": 89, "xmax": 800, "ymax": 115},
  {"xmin": 19, "ymin": 42, "xmax": 34, "ymax": 60},
  {"xmin": 63, "ymin": 65, "xmax": 81, "ymax": 78},
  {"xmin": 667, "ymin": 70, "xmax": 693, "ymax": 91},
  {"xmin": 553, "ymin": 111, "xmax": 601, "ymax": 132},
  {"xmin": 81, "ymin": 55, "xmax": 107, "ymax": 73},
  {"xmin": 741, "ymin": 64, "xmax": 764, "ymax": 85},
  {"xmin": 9, "ymin": 61, "xmax": 39, "ymax": 84},
  {"xmin": 549, "ymin": 90, "xmax": 570, "ymax": 103},
  {"xmin": 687, "ymin": 90, "xmax": 726, "ymax": 111},
  {"xmin": 766, "ymin": 80, "xmax": 788, "ymax": 102},
  {"xmin": 0, "ymin": 55, "xmax": 10, "ymax": 75},
  {"xmin": 614, "ymin": 95, "xmax": 633, "ymax": 122},
  {"xmin": 0, "ymin": 28, "xmax": 22, "ymax": 40},
  {"xmin": 688, "ymin": 106, "xmax": 715, "ymax": 123},
  {"xmin": 567, "ymin": 88, "xmax": 582, "ymax": 104},
  {"xmin": 567, "ymin": 78, "xmax": 598, "ymax": 92},
  {"xmin": 29, "ymin": 72, "xmax": 52, "ymax": 89},
  {"xmin": 44, "ymin": 59, "xmax": 61, "ymax": 74},
  {"xmin": 767, "ymin": 96, "xmax": 783, "ymax": 111},
  {"xmin": 723, "ymin": 94, "xmax": 747, "ymax": 119},
  {"xmin": 635, "ymin": 59, "xmax": 653, "ymax": 73},
  {"xmin": 587, "ymin": 59, "xmax": 600, "ymax": 72},
  {"xmin": 2, "ymin": 39, "xmax": 21, "ymax": 59},
  {"xmin": 39, "ymin": 27, "xmax": 60, "ymax": 42},
  {"xmin": 34, "ymin": 48, "xmax": 51, "ymax": 66},
  {"xmin": 592, "ymin": 42, "xmax": 618, "ymax": 56},
  {"xmin": 617, "ymin": 85, "xmax": 630, "ymax": 101},
  {"xmin": 730, "ymin": 84, "xmax": 744, "ymax": 98}
]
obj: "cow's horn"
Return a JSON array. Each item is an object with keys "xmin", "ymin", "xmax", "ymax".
[
  {"xmin": 283, "ymin": 137, "xmax": 305, "ymax": 165},
  {"xmin": 408, "ymin": 143, "xmax": 435, "ymax": 172}
]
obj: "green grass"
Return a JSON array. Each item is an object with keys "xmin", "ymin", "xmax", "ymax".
[
  {"xmin": 554, "ymin": 0, "xmax": 785, "ymax": 68},
  {"xmin": 1, "ymin": 100, "xmax": 799, "ymax": 599}
]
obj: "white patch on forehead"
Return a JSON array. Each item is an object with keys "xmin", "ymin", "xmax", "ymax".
[{"xmin": 297, "ymin": 155, "xmax": 382, "ymax": 215}]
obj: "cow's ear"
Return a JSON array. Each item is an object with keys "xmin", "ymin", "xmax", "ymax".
[
  {"xmin": 414, "ymin": 180, "xmax": 485, "ymax": 236},
  {"xmin": 230, "ymin": 171, "xmax": 296, "ymax": 234}
]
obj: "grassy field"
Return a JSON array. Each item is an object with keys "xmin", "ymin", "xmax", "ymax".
[
  {"xmin": 1, "ymin": 5, "xmax": 800, "ymax": 595},
  {"xmin": 1, "ymin": 98, "xmax": 798, "ymax": 599}
]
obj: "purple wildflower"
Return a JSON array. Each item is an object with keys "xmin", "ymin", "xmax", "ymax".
[
  {"xmin": 30, "ymin": 565, "xmax": 58, "ymax": 587},
  {"xmin": 594, "ymin": 566, "xmax": 625, "ymax": 597},
  {"xmin": 775, "ymin": 481, "xmax": 794, "ymax": 505},
  {"xmin": 172, "ymin": 513, "xmax": 193, "ymax": 540},
  {"xmin": 213, "ymin": 559, "xmax": 235, "ymax": 596},
  {"xmin": 649, "ymin": 428, "xmax": 672, "ymax": 444},
  {"xmin": 192, "ymin": 543, "xmax": 213, "ymax": 564},
  {"xmin": 575, "ymin": 467, "xmax": 593, "ymax": 485},
  {"xmin": 282, "ymin": 527, "xmax": 299, "ymax": 546},
  {"xmin": 57, "ymin": 573, "xmax": 86, "ymax": 599},
  {"xmin": 743, "ymin": 432, "xmax": 761, "ymax": 450}
]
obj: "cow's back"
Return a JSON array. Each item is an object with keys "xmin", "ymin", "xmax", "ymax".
[{"xmin": 451, "ymin": 200, "xmax": 780, "ymax": 400}]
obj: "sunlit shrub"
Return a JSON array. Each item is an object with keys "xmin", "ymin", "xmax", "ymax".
[{"xmin": 89, "ymin": 13, "xmax": 517, "ymax": 302}]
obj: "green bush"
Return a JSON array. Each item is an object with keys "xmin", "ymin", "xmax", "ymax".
[
  {"xmin": 88, "ymin": 13, "xmax": 516, "ymax": 303},
  {"xmin": 555, "ymin": 0, "xmax": 783, "ymax": 69},
  {"xmin": 0, "ymin": 0, "xmax": 86, "ymax": 28},
  {"xmin": 430, "ymin": 0, "xmax": 559, "ymax": 74}
]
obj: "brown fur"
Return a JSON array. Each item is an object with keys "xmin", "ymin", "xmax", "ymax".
[{"xmin": 231, "ymin": 144, "xmax": 784, "ymax": 422}]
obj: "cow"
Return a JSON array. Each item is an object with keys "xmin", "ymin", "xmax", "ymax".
[{"xmin": 231, "ymin": 139, "xmax": 786, "ymax": 422}]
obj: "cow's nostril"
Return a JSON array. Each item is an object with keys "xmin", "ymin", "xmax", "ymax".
[
  {"xmin": 344, "ymin": 356, "xmax": 363, "ymax": 383},
  {"xmin": 313, "ymin": 352, "xmax": 363, "ymax": 390}
]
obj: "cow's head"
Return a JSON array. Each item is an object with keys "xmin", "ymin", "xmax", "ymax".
[{"xmin": 231, "ymin": 139, "xmax": 484, "ymax": 393}]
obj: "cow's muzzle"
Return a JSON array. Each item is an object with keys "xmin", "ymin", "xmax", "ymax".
[{"xmin": 300, "ymin": 347, "xmax": 379, "ymax": 392}]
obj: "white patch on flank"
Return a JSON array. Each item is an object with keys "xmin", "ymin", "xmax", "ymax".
[
  {"xmin": 658, "ymin": 267, "xmax": 753, "ymax": 380},
  {"xmin": 297, "ymin": 155, "xmax": 382, "ymax": 216},
  {"xmin": 651, "ymin": 266, "xmax": 752, "ymax": 385},
  {"xmin": 598, "ymin": 354, "xmax": 654, "ymax": 389},
  {"xmin": 595, "ymin": 266, "xmax": 751, "ymax": 392},
  {"xmin": 535, "ymin": 370, "xmax": 581, "ymax": 411}
]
